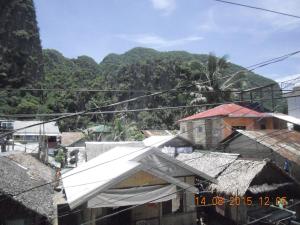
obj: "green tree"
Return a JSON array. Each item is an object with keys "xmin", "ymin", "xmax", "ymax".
[
  {"xmin": 190, "ymin": 53, "xmax": 245, "ymax": 105},
  {"xmin": 108, "ymin": 115, "xmax": 144, "ymax": 141}
]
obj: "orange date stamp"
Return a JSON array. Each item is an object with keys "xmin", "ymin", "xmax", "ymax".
[{"xmin": 195, "ymin": 196, "xmax": 287, "ymax": 207}]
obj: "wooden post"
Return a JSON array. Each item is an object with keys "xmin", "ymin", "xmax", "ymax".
[
  {"xmin": 236, "ymin": 190, "xmax": 239, "ymax": 224},
  {"xmin": 159, "ymin": 202, "xmax": 162, "ymax": 225}
]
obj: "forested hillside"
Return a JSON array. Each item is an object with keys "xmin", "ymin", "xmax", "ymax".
[
  {"xmin": 0, "ymin": 0, "xmax": 284, "ymax": 131},
  {"xmin": 1, "ymin": 47, "xmax": 284, "ymax": 131}
]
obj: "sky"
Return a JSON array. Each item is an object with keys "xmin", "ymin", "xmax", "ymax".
[{"xmin": 34, "ymin": 0, "xmax": 300, "ymax": 81}]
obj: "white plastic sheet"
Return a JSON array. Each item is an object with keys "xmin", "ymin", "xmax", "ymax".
[{"xmin": 87, "ymin": 185, "xmax": 177, "ymax": 208}]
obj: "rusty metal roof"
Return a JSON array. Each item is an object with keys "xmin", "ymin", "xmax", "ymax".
[{"xmin": 236, "ymin": 129, "xmax": 300, "ymax": 165}]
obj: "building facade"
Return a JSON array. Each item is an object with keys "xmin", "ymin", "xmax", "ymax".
[{"xmin": 178, "ymin": 104, "xmax": 284, "ymax": 149}]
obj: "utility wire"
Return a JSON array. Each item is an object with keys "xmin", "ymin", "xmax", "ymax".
[
  {"xmin": 212, "ymin": 0, "xmax": 300, "ymax": 19},
  {"xmin": 1, "ymin": 88, "xmax": 298, "ymax": 225},
  {"xmin": 2, "ymin": 92, "xmax": 300, "ymax": 118},
  {"xmin": 76, "ymin": 101, "xmax": 300, "ymax": 225},
  {"xmin": 0, "ymin": 87, "xmax": 292, "ymax": 93},
  {"xmin": 1, "ymin": 50, "xmax": 299, "ymax": 139},
  {"xmin": 0, "ymin": 100, "xmax": 269, "ymax": 200},
  {"xmin": 4, "ymin": 100, "xmax": 298, "ymax": 225},
  {"xmin": 0, "ymin": 57, "xmax": 299, "ymax": 207},
  {"xmin": 1, "ymin": 51, "xmax": 299, "ymax": 93}
]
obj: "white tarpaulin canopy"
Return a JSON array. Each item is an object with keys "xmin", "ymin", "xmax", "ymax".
[
  {"xmin": 87, "ymin": 185, "xmax": 177, "ymax": 208},
  {"xmin": 62, "ymin": 145, "xmax": 215, "ymax": 209},
  {"xmin": 62, "ymin": 146, "xmax": 151, "ymax": 209}
]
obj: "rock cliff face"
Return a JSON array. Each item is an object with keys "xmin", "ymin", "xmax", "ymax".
[{"xmin": 0, "ymin": 0, "xmax": 43, "ymax": 87}]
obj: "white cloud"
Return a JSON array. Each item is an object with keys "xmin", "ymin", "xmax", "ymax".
[
  {"xmin": 197, "ymin": 9, "xmax": 218, "ymax": 32},
  {"xmin": 275, "ymin": 74, "xmax": 300, "ymax": 84},
  {"xmin": 255, "ymin": 0, "xmax": 300, "ymax": 30},
  {"xmin": 150, "ymin": 0, "xmax": 176, "ymax": 14},
  {"xmin": 116, "ymin": 33, "xmax": 203, "ymax": 48},
  {"xmin": 196, "ymin": 0, "xmax": 300, "ymax": 38}
]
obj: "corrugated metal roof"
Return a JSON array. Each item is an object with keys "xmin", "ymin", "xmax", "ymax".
[
  {"xmin": 13, "ymin": 120, "xmax": 60, "ymax": 136},
  {"xmin": 179, "ymin": 103, "xmax": 267, "ymax": 122},
  {"xmin": 236, "ymin": 129, "xmax": 300, "ymax": 165},
  {"xmin": 86, "ymin": 141, "xmax": 144, "ymax": 160},
  {"xmin": 142, "ymin": 130, "xmax": 177, "ymax": 137},
  {"xmin": 143, "ymin": 135, "xmax": 175, "ymax": 148},
  {"xmin": 268, "ymin": 113, "xmax": 300, "ymax": 126}
]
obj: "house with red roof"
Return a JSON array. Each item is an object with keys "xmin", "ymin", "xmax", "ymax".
[{"xmin": 178, "ymin": 103, "xmax": 286, "ymax": 148}]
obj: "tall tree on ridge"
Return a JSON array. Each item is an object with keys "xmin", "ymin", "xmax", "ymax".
[{"xmin": 190, "ymin": 53, "xmax": 245, "ymax": 106}]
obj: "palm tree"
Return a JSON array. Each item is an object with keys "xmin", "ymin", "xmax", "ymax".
[
  {"xmin": 190, "ymin": 53, "xmax": 245, "ymax": 105},
  {"xmin": 108, "ymin": 115, "xmax": 144, "ymax": 141}
]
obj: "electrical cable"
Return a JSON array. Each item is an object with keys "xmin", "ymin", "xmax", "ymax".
[
  {"xmin": 212, "ymin": 0, "xmax": 300, "ymax": 19},
  {"xmin": 1, "ymin": 50, "xmax": 299, "ymax": 138},
  {"xmin": 2, "ymin": 102, "xmax": 298, "ymax": 225}
]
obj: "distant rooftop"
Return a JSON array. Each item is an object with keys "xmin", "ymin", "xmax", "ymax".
[
  {"xmin": 179, "ymin": 103, "xmax": 267, "ymax": 122},
  {"xmin": 284, "ymin": 85, "xmax": 300, "ymax": 97},
  {"xmin": 0, "ymin": 152, "xmax": 54, "ymax": 220},
  {"xmin": 85, "ymin": 124, "xmax": 111, "ymax": 133},
  {"xmin": 233, "ymin": 129, "xmax": 300, "ymax": 165},
  {"xmin": 13, "ymin": 120, "xmax": 60, "ymax": 136},
  {"xmin": 176, "ymin": 151, "xmax": 239, "ymax": 178},
  {"xmin": 61, "ymin": 132, "xmax": 85, "ymax": 147},
  {"xmin": 142, "ymin": 130, "xmax": 177, "ymax": 137}
]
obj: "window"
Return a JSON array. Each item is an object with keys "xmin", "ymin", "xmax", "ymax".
[
  {"xmin": 48, "ymin": 136, "xmax": 57, "ymax": 142},
  {"xmin": 6, "ymin": 219, "xmax": 25, "ymax": 225},
  {"xmin": 197, "ymin": 127, "xmax": 203, "ymax": 133},
  {"xmin": 1, "ymin": 122, "xmax": 13, "ymax": 129},
  {"xmin": 162, "ymin": 192, "xmax": 184, "ymax": 215},
  {"xmin": 260, "ymin": 124, "xmax": 266, "ymax": 130},
  {"xmin": 231, "ymin": 126, "xmax": 246, "ymax": 131},
  {"xmin": 24, "ymin": 135, "xmax": 38, "ymax": 142},
  {"xmin": 162, "ymin": 199, "xmax": 172, "ymax": 215}
]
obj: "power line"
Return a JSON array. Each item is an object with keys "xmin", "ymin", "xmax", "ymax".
[
  {"xmin": 6, "ymin": 100, "xmax": 286, "ymax": 196},
  {"xmin": 0, "ymin": 50, "xmax": 299, "ymax": 139},
  {"xmin": 0, "ymin": 96, "xmax": 296, "ymax": 225},
  {"xmin": 0, "ymin": 100, "xmax": 268, "ymax": 200},
  {"xmin": 1, "ymin": 86, "xmax": 297, "ymax": 201},
  {"xmin": 212, "ymin": 0, "xmax": 300, "ymax": 19},
  {"xmin": 0, "ymin": 87, "xmax": 291, "ymax": 93},
  {"xmin": 0, "ymin": 100, "xmax": 267, "ymax": 118},
  {"xmin": 0, "ymin": 51, "xmax": 298, "ymax": 94},
  {"xmin": 0, "ymin": 55, "xmax": 299, "ymax": 205},
  {"xmin": 242, "ymin": 201, "xmax": 300, "ymax": 225},
  {"xmin": 2, "ymin": 100, "xmax": 297, "ymax": 225},
  {"xmin": 1, "ymin": 92, "xmax": 300, "ymax": 119}
]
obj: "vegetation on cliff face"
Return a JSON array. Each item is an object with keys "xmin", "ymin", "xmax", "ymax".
[
  {"xmin": 0, "ymin": 0, "xmax": 44, "ymax": 115},
  {"xmin": 0, "ymin": 0, "xmax": 42, "ymax": 88}
]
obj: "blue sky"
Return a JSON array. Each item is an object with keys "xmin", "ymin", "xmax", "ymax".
[{"xmin": 34, "ymin": 0, "xmax": 300, "ymax": 81}]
